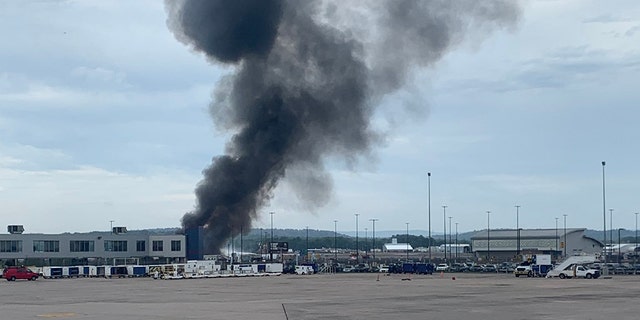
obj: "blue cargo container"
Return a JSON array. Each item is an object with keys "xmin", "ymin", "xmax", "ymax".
[
  {"xmin": 414, "ymin": 263, "xmax": 433, "ymax": 275},
  {"xmin": 68, "ymin": 267, "xmax": 80, "ymax": 277},
  {"xmin": 130, "ymin": 266, "xmax": 147, "ymax": 277},
  {"xmin": 402, "ymin": 263, "xmax": 414, "ymax": 273}
]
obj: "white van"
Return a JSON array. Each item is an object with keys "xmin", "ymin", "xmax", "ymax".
[{"xmin": 295, "ymin": 265, "xmax": 314, "ymax": 275}]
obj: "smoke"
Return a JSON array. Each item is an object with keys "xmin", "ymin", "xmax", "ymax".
[{"xmin": 166, "ymin": 0, "xmax": 520, "ymax": 253}]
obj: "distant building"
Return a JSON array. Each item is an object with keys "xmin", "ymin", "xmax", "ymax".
[
  {"xmin": 383, "ymin": 238, "xmax": 413, "ymax": 252},
  {"xmin": 470, "ymin": 228, "xmax": 603, "ymax": 262},
  {"xmin": 0, "ymin": 226, "xmax": 185, "ymax": 266},
  {"xmin": 438, "ymin": 244, "xmax": 471, "ymax": 254}
]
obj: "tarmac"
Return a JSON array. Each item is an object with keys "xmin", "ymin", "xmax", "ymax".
[{"xmin": 1, "ymin": 272, "xmax": 639, "ymax": 320}]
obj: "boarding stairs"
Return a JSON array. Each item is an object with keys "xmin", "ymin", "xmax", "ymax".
[{"xmin": 546, "ymin": 255, "xmax": 597, "ymax": 278}]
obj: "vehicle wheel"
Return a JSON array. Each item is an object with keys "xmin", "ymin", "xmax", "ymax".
[
  {"xmin": 10, "ymin": 276, "xmax": 16, "ymax": 281},
  {"xmin": 31, "ymin": 276, "xmax": 37, "ymax": 281},
  {"xmin": 527, "ymin": 271, "xmax": 533, "ymax": 277},
  {"xmin": 585, "ymin": 273, "xmax": 593, "ymax": 279},
  {"xmin": 559, "ymin": 273, "xmax": 566, "ymax": 279}
]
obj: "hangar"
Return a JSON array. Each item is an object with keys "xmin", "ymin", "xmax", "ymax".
[{"xmin": 470, "ymin": 228, "xmax": 603, "ymax": 262}]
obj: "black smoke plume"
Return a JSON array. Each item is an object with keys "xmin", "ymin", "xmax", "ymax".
[{"xmin": 166, "ymin": 0, "xmax": 520, "ymax": 253}]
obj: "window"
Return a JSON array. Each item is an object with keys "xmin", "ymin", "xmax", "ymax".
[
  {"xmin": 33, "ymin": 240, "xmax": 60, "ymax": 252},
  {"xmin": 171, "ymin": 240, "xmax": 181, "ymax": 252},
  {"xmin": 104, "ymin": 240, "xmax": 128, "ymax": 252},
  {"xmin": 152, "ymin": 240, "xmax": 163, "ymax": 251},
  {"xmin": 70, "ymin": 241, "xmax": 95, "ymax": 252},
  {"xmin": 0, "ymin": 240, "xmax": 22, "ymax": 252},
  {"xmin": 136, "ymin": 240, "xmax": 146, "ymax": 252}
]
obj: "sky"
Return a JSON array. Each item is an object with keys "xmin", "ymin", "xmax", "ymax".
[{"xmin": 1, "ymin": 0, "xmax": 639, "ymax": 235}]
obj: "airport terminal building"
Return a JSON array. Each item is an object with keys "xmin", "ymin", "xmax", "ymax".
[
  {"xmin": 471, "ymin": 228, "xmax": 603, "ymax": 262},
  {"xmin": 0, "ymin": 225, "xmax": 186, "ymax": 266}
]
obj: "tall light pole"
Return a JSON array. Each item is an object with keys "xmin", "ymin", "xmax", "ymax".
[
  {"xmin": 455, "ymin": 222, "xmax": 459, "ymax": 262},
  {"xmin": 515, "ymin": 205, "xmax": 521, "ymax": 257},
  {"xmin": 355, "ymin": 213, "xmax": 360, "ymax": 264},
  {"xmin": 609, "ymin": 208, "xmax": 614, "ymax": 263},
  {"xmin": 602, "ymin": 161, "xmax": 607, "ymax": 264},
  {"xmin": 305, "ymin": 226, "xmax": 309, "ymax": 262},
  {"xmin": 364, "ymin": 227, "xmax": 368, "ymax": 256},
  {"xmin": 618, "ymin": 228, "xmax": 623, "ymax": 263},
  {"xmin": 633, "ymin": 212, "xmax": 639, "ymax": 274},
  {"xmin": 563, "ymin": 214, "xmax": 567, "ymax": 257},
  {"xmin": 406, "ymin": 222, "xmax": 410, "ymax": 261},
  {"xmin": 555, "ymin": 217, "xmax": 559, "ymax": 258},
  {"xmin": 270, "ymin": 212, "xmax": 275, "ymax": 261},
  {"xmin": 487, "ymin": 211, "xmax": 491, "ymax": 262},
  {"xmin": 448, "ymin": 216, "xmax": 453, "ymax": 261},
  {"xmin": 427, "ymin": 172, "xmax": 432, "ymax": 264},
  {"xmin": 443, "ymin": 205, "xmax": 448, "ymax": 261},
  {"xmin": 370, "ymin": 218, "xmax": 378, "ymax": 265},
  {"xmin": 334, "ymin": 220, "xmax": 338, "ymax": 263}
]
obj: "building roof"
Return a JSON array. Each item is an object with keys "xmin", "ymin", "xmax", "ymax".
[
  {"xmin": 383, "ymin": 243, "xmax": 413, "ymax": 251},
  {"xmin": 470, "ymin": 228, "xmax": 586, "ymax": 240}
]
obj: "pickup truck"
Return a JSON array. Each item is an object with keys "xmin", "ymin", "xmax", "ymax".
[
  {"xmin": 558, "ymin": 265, "xmax": 600, "ymax": 279},
  {"xmin": 514, "ymin": 265, "xmax": 533, "ymax": 277}
]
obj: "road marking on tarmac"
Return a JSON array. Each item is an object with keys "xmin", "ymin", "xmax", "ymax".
[{"xmin": 37, "ymin": 312, "xmax": 77, "ymax": 318}]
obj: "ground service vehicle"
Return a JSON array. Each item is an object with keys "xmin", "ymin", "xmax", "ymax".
[
  {"xmin": 4, "ymin": 266, "xmax": 39, "ymax": 281},
  {"xmin": 558, "ymin": 265, "xmax": 600, "ymax": 279},
  {"xmin": 514, "ymin": 265, "xmax": 533, "ymax": 277},
  {"xmin": 436, "ymin": 264, "xmax": 449, "ymax": 272}
]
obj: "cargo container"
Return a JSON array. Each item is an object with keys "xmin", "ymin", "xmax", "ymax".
[
  {"xmin": 41, "ymin": 266, "xmax": 64, "ymax": 279},
  {"xmin": 402, "ymin": 263, "xmax": 414, "ymax": 273},
  {"xmin": 126, "ymin": 265, "xmax": 148, "ymax": 277}
]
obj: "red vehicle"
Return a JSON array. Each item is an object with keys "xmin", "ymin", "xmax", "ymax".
[{"xmin": 3, "ymin": 266, "xmax": 39, "ymax": 281}]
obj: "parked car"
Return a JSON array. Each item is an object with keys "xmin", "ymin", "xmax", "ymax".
[
  {"xmin": 435, "ymin": 264, "xmax": 449, "ymax": 272},
  {"xmin": 378, "ymin": 264, "xmax": 389, "ymax": 273},
  {"xmin": 482, "ymin": 264, "xmax": 497, "ymax": 273},
  {"xmin": 498, "ymin": 262, "xmax": 516, "ymax": 273},
  {"xmin": 468, "ymin": 265, "xmax": 484, "ymax": 272},
  {"xmin": 342, "ymin": 265, "xmax": 355, "ymax": 273},
  {"xmin": 3, "ymin": 266, "xmax": 39, "ymax": 281},
  {"xmin": 450, "ymin": 263, "xmax": 468, "ymax": 272}
]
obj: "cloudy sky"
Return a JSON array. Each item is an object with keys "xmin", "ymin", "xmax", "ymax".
[{"xmin": 1, "ymin": 0, "xmax": 639, "ymax": 235}]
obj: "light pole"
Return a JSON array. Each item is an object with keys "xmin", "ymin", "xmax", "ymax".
[
  {"xmin": 618, "ymin": 228, "xmax": 623, "ymax": 263},
  {"xmin": 364, "ymin": 227, "xmax": 368, "ymax": 256},
  {"xmin": 448, "ymin": 216, "xmax": 452, "ymax": 261},
  {"xmin": 515, "ymin": 205, "xmax": 521, "ymax": 256},
  {"xmin": 370, "ymin": 218, "xmax": 378, "ymax": 265},
  {"xmin": 406, "ymin": 222, "xmax": 410, "ymax": 261},
  {"xmin": 306, "ymin": 226, "xmax": 309, "ymax": 262},
  {"xmin": 427, "ymin": 172, "xmax": 432, "ymax": 264},
  {"xmin": 334, "ymin": 220, "xmax": 338, "ymax": 263},
  {"xmin": 563, "ymin": 214, "xmax": 567, "ymax": 257},
  {"xmin": 633, "ymin": 212, "xmax": 639, "ymax": 274},
  {"xmin": 355, "ymin": 213, "xmax": 360, "ymax": 264},
  {"xmin": 443, "ymin": 205, "xmax": 447, "ymax": 261},
  {"xmin": 270, "ymin": 212, "xmax": 275, "ymax": 261},
  {"xmin": 487, "ymin": 211, "xmax": 491, "ymax": 262},
  {"xmin": 609, "ymin": 208, "xmax": 614, "ymax": 263},
  {"xmin": 602, "ymin": 161, "xmax": 607, "ymax": 264},
  {"xmin": 455, "ymin": 222, "xmax": 459, "ymax": 262},
  {"xmin": 555, "ymin": 217, "xmax": 559, "ymax": 258}
]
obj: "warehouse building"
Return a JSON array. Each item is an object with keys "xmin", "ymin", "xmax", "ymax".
[
  {"xmin": 0, "ymin": 225, "xmax": 185, "ymax": 266},
  {"xmin": 470, "ymin": 228, "xmax": 603, "ymax": 262}
]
